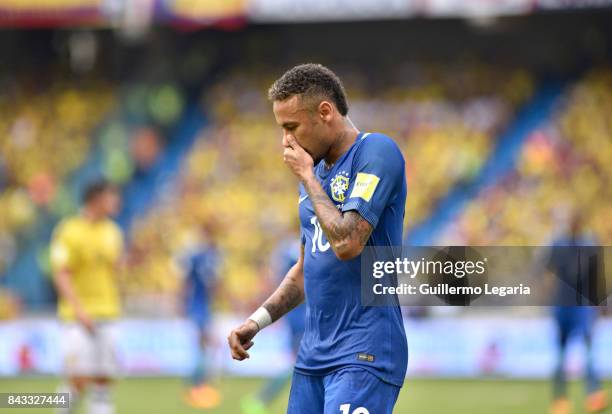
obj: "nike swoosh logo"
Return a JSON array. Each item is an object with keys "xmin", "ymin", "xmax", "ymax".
[{"xmin": 298, "ymin": 195, "xmax": 308, "ymax": 204}]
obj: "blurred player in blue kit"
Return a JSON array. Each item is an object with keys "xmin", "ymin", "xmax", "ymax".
[
  {"xmin": 241, "ymin": 238, "xmax": 305, "ymax": 414},
  {"xmin": 547, "ymin": 213, "xmax": 608, "ymax": 414},
  {"xmin": 179, "ymin": 223, "xmax": 222, "ymax": 409},
  {"xmin": 228, "ymin": 63, "xmax": 408, "ymax": 414}
]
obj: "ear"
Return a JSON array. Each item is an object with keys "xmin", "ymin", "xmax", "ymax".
[{"xmin": 318, "ymin": 101, "xmax": 334, "ymax": 123}]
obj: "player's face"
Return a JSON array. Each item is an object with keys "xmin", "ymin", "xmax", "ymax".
[
  {"xmin": 99, "ymin": 189, "xmax": 121, "ymax": 217},
  {"xmin": 273, "ymin": 95, "xmax": 331, "ymax": 163}
]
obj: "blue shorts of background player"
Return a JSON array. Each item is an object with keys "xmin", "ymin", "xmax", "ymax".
[
  {"xmin": 553, "ymin": 306, "xmax": 597, "ymax": 338},
  {"xmin": 287, "ymin": 367, "xmax": 400, "ymax": 414},
  {"xmin": 552, "ymin": 306, "xmax": 602, "ymax": 402},
  {"xmin": 188, "ymin": 307, "xmax": 211, "ymax": 333}
]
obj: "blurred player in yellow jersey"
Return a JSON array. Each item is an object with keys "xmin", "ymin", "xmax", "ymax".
[{"xmin": 50, "ymin": 180, "xmax": 123, "ymax": 414}]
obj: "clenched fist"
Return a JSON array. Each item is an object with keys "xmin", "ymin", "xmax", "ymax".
[
  {"xmin": 283, "ymin": 135, "xmax": 314, "ymax": 181},
  {"xmin": 227, "ymin": 319, "xmax": 259, "ymax": 361}
]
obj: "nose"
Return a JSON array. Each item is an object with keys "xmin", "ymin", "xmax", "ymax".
[{"xmin": 282, "ymin": 132, "xmax": 289, "ymax": 147}]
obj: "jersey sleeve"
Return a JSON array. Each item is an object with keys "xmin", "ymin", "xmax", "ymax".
[
  {"xmin": 342, "ymin": 134, "xmax": 405, "ymax": 228},
  {"xmin": 49, "ymin": 221, "xmax": 76, "ymax": 274}
]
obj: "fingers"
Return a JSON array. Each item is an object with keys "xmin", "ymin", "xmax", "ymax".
[
  {"xmin": 228, "ymin": 330, "xmax": 249, "ymax": 360},
  {"xmin": 243, "ymin": 340, "xmax": 254, "ymax": 351},
  {"xmin": 286, "ymin": 134, "xmax": 304, "ymax": 152},
  {"xmin": 79, "ymin": 316, "xmax": 96, "ymax": 335},
  {"xmin": 282, "ymin": 136, "xmax": 313, "ymax": 179},
  {"xmin": 285, "ymin": 134, "xmax": 297, "ymax": 148},
  {"xmin": 283, "ymin": 147, "xmax": 299, "ymax": 165},
  {"xmin": 283, "ymin": 147, "xmax": 294, "ymax": 160}
]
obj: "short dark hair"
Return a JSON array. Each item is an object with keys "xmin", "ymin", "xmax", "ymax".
[
  {"xmin": 82, "ymin": 180, "xmax": 116, "ymax": 204},
  {"xmin": 268, "ymin": 63, "xmax": 349, "ymax": 116}
]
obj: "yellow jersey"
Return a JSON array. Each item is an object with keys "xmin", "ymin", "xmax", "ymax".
[{"xmin": 50, "ymin": 215, "xmax": 123, "ymax": 321}]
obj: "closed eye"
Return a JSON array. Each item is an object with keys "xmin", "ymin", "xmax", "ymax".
[{"xmin": 282, "ymin": 123, "xmax": 298, "ymax": 132}]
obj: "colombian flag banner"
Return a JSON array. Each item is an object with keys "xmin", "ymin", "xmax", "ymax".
[
  {"xmin": 0, "ymin": 0, "xmax": 104, "ymax": 27},
  {"xmin": 0, "ymin": 0, "xmax": 247, "ymax": 28},
  {"xmin": 158, "ymin": 0, "xmax": 247, "ymax": 30}
]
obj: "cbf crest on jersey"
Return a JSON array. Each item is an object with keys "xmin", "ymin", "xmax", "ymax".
[{"xmin": 330, "ymin": 171, "xmax": 350, "ymax": 203}]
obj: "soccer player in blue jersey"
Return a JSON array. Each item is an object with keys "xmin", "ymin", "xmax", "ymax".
[
  {"xmin": 179, "ymin": 224, "xmax": 222, "ymax": 409},
  {"xmin": 228, "ymin": 63, "xmax": 408, "ymax": 414},
  {"xmin": 547, "ymin": 214, "xmax": 608, "ymax": 414}
]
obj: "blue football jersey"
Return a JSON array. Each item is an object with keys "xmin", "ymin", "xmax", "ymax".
[
  {"xmin": 295, "ymin": 132, "xmax": 408, "ymax": 387},
  {"xmin": 181, "ymin": 244, "xmax": 219, "ymax": 317}
]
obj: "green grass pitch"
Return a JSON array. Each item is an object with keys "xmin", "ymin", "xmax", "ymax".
[{"xmin": 0, "ymin": 377, "xmax": 609, "ymax": 413}]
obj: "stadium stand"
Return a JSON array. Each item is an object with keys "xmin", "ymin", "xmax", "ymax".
[
  {"xmin": 0, "ymin": 76, "xmax": 114, "ymax": 271},
  {"xmin": 0, "ymin": 67, "xmax": 190, "ymax": 311},
  {"xmin": 122, "ymin": 63, "xmax": 534, "ymax": 308},
  {"xmin": 440, "ymin": 67, "xmax": 612, "ymax": 245}
]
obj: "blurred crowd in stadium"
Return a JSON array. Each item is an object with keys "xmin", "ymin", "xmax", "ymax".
[
  {"xmin": 0, "ymin": 76, "xmax": 113, "ymax": 272},
  {"xmin": 0, "ymin": 32, "xmax": 611, "ymax": 320},
  {"xmin": 441, "ymin": 68, "xmax": 612, "ymax": 245},
  {"xmin": 0, "ymin": 65, "xmax": 187, "ymax": 317}
]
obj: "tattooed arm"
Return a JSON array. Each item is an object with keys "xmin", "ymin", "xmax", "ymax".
[
  {"xmin": 228, "ymin": 245, "xmax": 304, "ymax": 361},
  {"xmin": 282, "ymin": 134, "xmax": 373, "ymax": 261},
  {"xmin": 262, "ymin": 246, "xmax": 305, "ymax": 322},
  {"xmin": 302, "ymin": 174, "xmax": 372, "ymax": 260}
]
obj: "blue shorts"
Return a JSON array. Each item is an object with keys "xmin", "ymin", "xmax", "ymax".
[
  {"xmin": 287, "ymin": 367, "xmax": 401, "ymax": 414},
  {"xmin": 553, "ymin": 306, "xmax": 597, "ymax": 338},
  {"xmin": 187, "ymin": 307, "xmax": 211, "ymax": 333}
]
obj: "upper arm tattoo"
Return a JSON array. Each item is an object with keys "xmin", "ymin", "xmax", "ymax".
[{"xmin": 331, "ymin": 211, "xmax": 373, "ymax": 247}]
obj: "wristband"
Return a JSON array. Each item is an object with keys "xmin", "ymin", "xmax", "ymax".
[{"xmin": 248, "ymin": 307, "xmax": 272, "ymax": 331}]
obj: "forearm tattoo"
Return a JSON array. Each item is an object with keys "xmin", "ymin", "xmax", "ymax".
[
  {"xmin": 263, "ymin": 275, "xmax": 304, "ymax": 322},
  {"xmin": 306, "ymin": 177, "xmax": 373, "ymax": 253}
]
